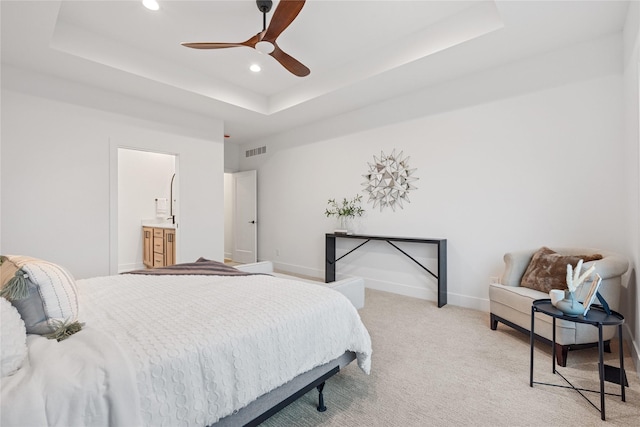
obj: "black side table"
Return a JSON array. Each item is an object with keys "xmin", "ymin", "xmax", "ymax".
[{"xmin": 530, "ymin": 299, "xmax": 626, "ymax": 421}]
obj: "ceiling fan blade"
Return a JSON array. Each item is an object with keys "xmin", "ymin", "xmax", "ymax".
[
  {"xmin": 182, "ymin": 32, "xmax": 263, "ymax": 50},
  {"xmin": 262, "ymin": 0, "xmax": 305, "ymax": 43},
  {"xmin": 182, "ymin": 42, "xmax": 245, "ymax": 49},
  {"xmin": 269, "ymin": 44, "xmax": 310, "ymax": 77}
]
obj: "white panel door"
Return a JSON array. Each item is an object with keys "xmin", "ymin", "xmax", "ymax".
[{"xmin": 232, "ymin": 170, "xmax": 257, "ymax": 263}]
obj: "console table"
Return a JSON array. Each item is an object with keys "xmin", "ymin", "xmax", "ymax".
[{"xmin": 325, "ymin": 234, "xmax": 447, "ymax": 307}]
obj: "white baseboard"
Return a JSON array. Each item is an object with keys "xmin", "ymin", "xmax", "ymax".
[
  {"xmin": 265, "ymin": 261, "xmax": 490, "ymax": 312},
  {"xmin": 118, "ymin": 262, "xmax": 144, "ymax": 273},
  {"xmin": 623, "ymin": 324, "xmax": 640, "ymax": 379},
  {"xmin": 269, "ymin": 260, "xmax": 323, "ymax": 281},
  {"xmin": 449, "ymin": 294, "xmax": 490, "ymax": 312},
  {"xmin": 363, "ymin": 277, "xmax": 490, "ymax": 311},
  {"xmin": 364, "ymin": 278, "xmax": 436, "ymax": 301}
]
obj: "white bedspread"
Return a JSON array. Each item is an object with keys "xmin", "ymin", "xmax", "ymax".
[
  {"xmin": 6, "ymin": 273, "xmax": 371, "ymax": 427},
  {"xmin": 1, "ymin": 326, "xmax": 143, "ymax": 427}
]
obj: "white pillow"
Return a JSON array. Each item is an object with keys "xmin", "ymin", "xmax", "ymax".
[
  {"xmin": 1, "ymin": 297, "xmax": 27, "ymax": 377},
  {"xmin": 1, "ymin": 255, "xmax": 82, "ymax": 339}
]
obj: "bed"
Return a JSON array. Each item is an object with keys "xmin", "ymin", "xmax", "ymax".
[{"xmin": 0, "ymin": 256, "xmax": 372, "ymax": 427}]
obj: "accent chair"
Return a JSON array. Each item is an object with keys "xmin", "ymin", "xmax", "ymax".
[{"xmin": 489, "ymin": 247, "xmax": 628, "ymax": 366}]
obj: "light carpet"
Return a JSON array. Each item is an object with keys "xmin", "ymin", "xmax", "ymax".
[{"xmin": 261, "ymin": 289, "xmax": 640, "ymax": 426}]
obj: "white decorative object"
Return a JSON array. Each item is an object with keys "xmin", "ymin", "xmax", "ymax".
[
  {"xmin": 156, "ymin": 198, "xmax": 169, "ymax": 217},
  {"xmin": 362, "ymin": 149, "xmax": 418, "ymax": 211},
  {"xmin": 566, "ymin": 259, "xmax": 596, "ymax": 292},
  {"xmin": 549, "ymin": 289, "xmax": 564, "ymax": 307},
  {"xmin": 582, "ymin": 273, "xmax": 603, "ymax": 316},
  {"xmin": 555, "ymin": 259, "xmax": 596, "ymax": 316}
]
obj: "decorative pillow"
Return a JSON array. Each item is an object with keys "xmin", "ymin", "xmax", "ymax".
[
  {"xmin": 1, "ymin": 297, "xmax": 27, "ymax": 377},
  {"xmin": 520, "ymin": 247, "xmax": 602, "ymax": 293},
  {"xmin": 0, "ymin": 255, "xmax": 82, "ymax": 340}
]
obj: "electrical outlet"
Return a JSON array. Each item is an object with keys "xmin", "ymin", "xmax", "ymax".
[
  {"xmin": 276, "ymin": 249, "xmax": 280, "ymax": 257},
  {"xmin": 490, "ymin": 276, "xmax": 500, "ymax": 285}
]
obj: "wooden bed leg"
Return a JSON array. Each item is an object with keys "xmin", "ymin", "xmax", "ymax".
[
  {"xmin": 555, "ymin": 343, "xmax": 569, "ymax": 367},
  {"xmin": 316, "ymin": 382, "xmax": 327, "ymax": 412}
]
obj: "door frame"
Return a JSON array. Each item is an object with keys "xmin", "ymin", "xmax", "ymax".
[
  {"xmin": 109, "ymin": 141, "xmax": 179, "ymax": 274},
  {"xmin": 228, "ymin": 170, "xmax": 257, "ymax": 264}
]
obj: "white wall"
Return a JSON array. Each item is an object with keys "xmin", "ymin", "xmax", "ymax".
[
  {"xmin": 118, "ymin": 149, "xmax": 175, "ymax": 272},
  {"xmin": 240, "ymin": 34, "xmax": 627, "ymax": 311},
  {"xmin": 1, "ymin": 87, "xmax": 225, "ymax": 279},
  {"xmin": 224, "ymin": 141, "xmax": 241, "ymax": 173},
  {"xmin": 622, "ymin": 0, "xmax": 640, "ymax": 374}
]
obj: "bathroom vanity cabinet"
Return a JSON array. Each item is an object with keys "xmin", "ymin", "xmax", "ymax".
[{"xmin": 143, "ymin": 226, "xmax": 176, "ymax": 268}]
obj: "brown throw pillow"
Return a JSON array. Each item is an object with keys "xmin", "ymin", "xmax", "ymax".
[{"xmin": 520, "ymin": 247, "xmax": 603, "ymax": 293}]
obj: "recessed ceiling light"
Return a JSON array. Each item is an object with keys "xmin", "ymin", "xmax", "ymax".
[
  {"xmin": 250, "ymin": 64, "xmax": 261, "ymax": 73},
  {"xmin": 142, "ymin": 0, "xmax": 160, "ymax": 11}
]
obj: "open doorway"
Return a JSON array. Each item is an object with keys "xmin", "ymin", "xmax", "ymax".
[{"xmin": 117, "ymin": 148, "xmax": 177, "ymax": 272}]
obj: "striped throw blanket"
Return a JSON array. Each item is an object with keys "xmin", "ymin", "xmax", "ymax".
[{"xmin": 125, "ymin": 258, "xmax": 261, "ymax": 277}]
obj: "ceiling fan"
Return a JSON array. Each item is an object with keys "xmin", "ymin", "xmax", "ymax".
[{"xmin": 182, "ymin": 0, "xmax": 310, "ymax": 77}]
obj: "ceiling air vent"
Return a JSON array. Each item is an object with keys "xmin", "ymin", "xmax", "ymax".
[{"xmin": 245, "ymin": 146, "xmax": 267, "ymax": 157}]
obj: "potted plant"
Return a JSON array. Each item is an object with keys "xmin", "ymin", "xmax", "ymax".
[{"xmin": 325, "ymin": 194, "xmax": 365, "ymax": 234}]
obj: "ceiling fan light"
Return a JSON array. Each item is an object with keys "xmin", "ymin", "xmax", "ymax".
[
  {"xmin": 142, "ymin": 0, "xmax": 160, "ymax": 11},
  {"xmin": 250, "ymin": 64, "xmax": 262, "ymax": 73},
  {"xmin": 255, "ymin": 41, "xmax": 275, "ymax": 54}
]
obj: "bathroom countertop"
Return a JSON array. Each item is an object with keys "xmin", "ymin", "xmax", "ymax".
[{"xmin": 142, "ymin": 221, "xmax": 176, "ymax": 229}]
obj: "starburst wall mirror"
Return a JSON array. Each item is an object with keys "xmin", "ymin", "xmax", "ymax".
[{"xmin": 361, "ymin": 149, "xmax": 418, "ymax": 211}]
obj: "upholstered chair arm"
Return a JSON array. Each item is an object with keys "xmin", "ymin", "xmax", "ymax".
[
  {"xmin": 500, "ymin": 250, "xmax": 536, "ymax": 287},
  {"xmin": 587, "ymin": 254, "xmax": 629, "ymax": 280},
  {"xmin": 576, "ymin": 254, "xmax": 628, "ymax": 311}
]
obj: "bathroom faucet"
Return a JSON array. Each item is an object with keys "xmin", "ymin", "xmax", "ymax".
[{"xmin": 168, "ymin": 174, "xmax": 176, "ymax": 225}]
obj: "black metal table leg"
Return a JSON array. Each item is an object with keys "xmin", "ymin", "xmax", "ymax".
[
  {"xmin": 619, "ymin": 324, "xmax": 625, "ymax": 402},
  {"xmin": 598, "ymin": 324, "xmax": 605, "ymax": 421},
  {"xmin": 325, "ymin": 235, "xmax": 336, "ymax": 283},
  {"xmin": 437, "ymin": 240, "xmax": 447, "ymax": 307},
  {"xmin": 551, "ymin": 317, "xmax": 556, "ymax": 374},
  {"xmin": 530, "ymin": 305, "xmax": 535, "ymax": 387}
]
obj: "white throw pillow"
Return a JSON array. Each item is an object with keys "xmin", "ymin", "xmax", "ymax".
[
  {"xmin": 0, "ymin": 255, "xmax": 82, "ymax": 339},
  {"xmin": 1, "ymin": 297, "xmax": 27, "ymax": 377}
]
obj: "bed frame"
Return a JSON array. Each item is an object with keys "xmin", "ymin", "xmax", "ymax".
[{"xmin": 213, "ymin": 351, "xmax": 356, "ymax": 426}]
